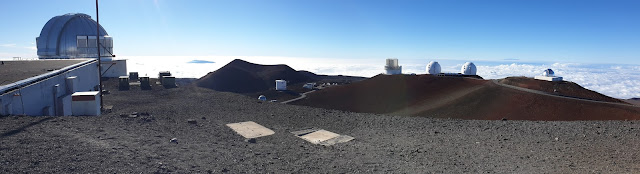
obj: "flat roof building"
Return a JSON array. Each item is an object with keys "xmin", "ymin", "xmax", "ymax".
[{"xmin": 0, "ymin": 59, "xmax": 100, "ymax": 116}]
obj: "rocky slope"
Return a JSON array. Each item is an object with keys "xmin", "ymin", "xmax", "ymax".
[{"xmin": 292, "ymin": 74, "xmax": 640, "ymax": 120}]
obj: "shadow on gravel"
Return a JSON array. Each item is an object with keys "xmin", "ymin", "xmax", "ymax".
[{"xmin": 0, "ymin": 117, "xmax": 53, "ymax": 138}]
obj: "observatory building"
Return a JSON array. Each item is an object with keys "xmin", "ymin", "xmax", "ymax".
[
  {"xmin": 429, "ymin": 61, "xmax": 482, "ymax": 79},
  {"xmin": 460, "ymin": 62, "xmax": 477, "ymax": 75},
  {"xmin": 385, "ymin": 58, "xmax": 402, "ymax": 75},
  {"xmin": 534, "ymin": 69, "xmax": 563, "ymax": 81},
  {"xmin": 275, "ymin": 80, "xmax": 287, "ymax": 91},
  {"xmin": 0, "ymin": 13, "xmax": 125, "ymax": 116},
  {"xmin": 0, "ymin": 59, "xmax": 100, "ymax": 116},
  {"xmin": 426, "ymin": 61, "xmax": 441, "ymax": 74},
  {"xmin": 36, "ymin": 13, "xmax": 126, "ymax": 77}
]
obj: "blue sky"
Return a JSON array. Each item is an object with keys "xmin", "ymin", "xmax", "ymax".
[{"xmin": 1, "ymin": 0, "xmax": 639, "ymax": 64}]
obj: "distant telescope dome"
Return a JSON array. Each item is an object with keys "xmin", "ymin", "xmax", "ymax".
[
  {"xmin": 460, "ymin": 62, "xmax": 477, "ymax": 75},
  {"xmin": 425, "ymin": 61, "xmax": 441, "ymax": 74},
  {"xmin": 258, "ymin": 95, "xmax": 267, "ymax": 101},
  {"xmin": 37, "ymin": 13, "xmax": 113, "ymax": 59},
  {"xmin": 543, "ymin": 69, "xmax": 555, "ymax": 77}
]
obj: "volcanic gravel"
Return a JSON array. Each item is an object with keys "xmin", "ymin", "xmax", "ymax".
[{"xmin": 2, "ymin": 80, "xmax": 640, "ymax": 173}]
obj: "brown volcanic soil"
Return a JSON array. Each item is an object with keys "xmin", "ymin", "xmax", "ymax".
[
  {"xmin": 3, "ymin": 78, "xmax": 640, "ymax": 173},
  {"xmin": 499, "ymin": 76, "xmax": 624, "ymax": 103},
  {"xmin": 627, "ymin": 98, "xmax": 640, "ymax": 106},
  {"xmin": 293, "ymin": 75, "xmax": 640, "ymax": 121},
  {"xmin": 293, "ymin": 74, "xmax": 488, "ymax": 114}
]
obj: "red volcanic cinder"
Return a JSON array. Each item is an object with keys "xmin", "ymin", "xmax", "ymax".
[{"xmin": 292, "ymin": 74, "xmax": 640, "ymax": 121}]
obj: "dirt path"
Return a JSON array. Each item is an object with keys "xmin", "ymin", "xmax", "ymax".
[
  {"xmin": 492, "ymin": 80, "xmax": 638, "ymax": 108},
  {"xmin": 281, "ymin": 90, "xmax": 316, "ymax": 104}
]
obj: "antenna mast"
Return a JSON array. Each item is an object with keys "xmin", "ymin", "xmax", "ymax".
[{"xmin": 96, "ymin": 0, "xmax": 104, "ymax": 110}]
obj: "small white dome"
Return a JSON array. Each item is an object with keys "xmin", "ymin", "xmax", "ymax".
[
  {"xmin": 543, "ymin": 69, "xmax": 555, "ymax": 77},
  {"xmin": 461, "ymin": 62, "xmax": 477, "ymax": 75},
  {"xmin": 426, "ymin": 61, "xmax": 441, "ymax": 74}
]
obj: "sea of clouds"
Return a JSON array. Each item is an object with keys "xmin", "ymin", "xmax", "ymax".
[{"xmin": 108, "ymin": 56, "xmax": 640, "ymax": 99}]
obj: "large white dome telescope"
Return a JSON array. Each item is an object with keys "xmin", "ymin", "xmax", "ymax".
[
  {"xmin": 461, "ymin": 62, "xmax": 477, "ymax": 75},
  {"xmin": 542, "ymin": 69, "xmax": 555, "ymax": 77},
  {"xmin": 426, "ymin": 61, "xmax": 441, "ymax": 74}
]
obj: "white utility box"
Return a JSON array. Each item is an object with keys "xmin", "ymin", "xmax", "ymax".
[{"xmin": 71, "ymin": 91, "xmax": 100, "ymax": 116}]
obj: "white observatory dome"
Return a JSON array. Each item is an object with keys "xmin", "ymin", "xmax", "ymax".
[
  {"xmin": 542, "ymin": 69, "xmax": 555, "ymax": 77},
  {"xmin": 426, "ymin": 61, "xmax": 441, "ymax": 74},
  {"xmin": 460, "ymin": 62, "xmax": 477, "ymax": 75}
]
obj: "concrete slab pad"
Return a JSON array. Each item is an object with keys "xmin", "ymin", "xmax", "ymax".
[
  {"xmin": 292, "ymin": 128, "xmax": 354, "ymax": 146},
  {"xmin": 300, "ymin": 130, "xmax": 340, "ymax": 144},
  {"xmin": 226, "ymin": 121, "xmax": 275, "ymax": 139},
  {"xmin": 291, "ymin": 128, "xmax": 322, "ymax": 136},
  {"xmin": 321, "ymin": 135, "xmax": 355, "ymax": 146}
]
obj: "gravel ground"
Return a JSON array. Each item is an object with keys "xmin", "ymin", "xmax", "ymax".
[{"xmin": 1, "ymin": 81, "xmax": 640, "ymax": 173}]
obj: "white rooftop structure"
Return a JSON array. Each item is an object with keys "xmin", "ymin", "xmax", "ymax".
[
  {"xmin": 71, "ymin": 91, "xmax": 101, "ymax": 116},
  {"xmin": 461, "ymin": 62, "xmax": 477, "ymax": 75},
  {"xmin": 426, "ymin": 61, "xmax": 441, "ymax": 74},
  {"xmin": 384, "ymin": 58, "xmax": 402, "ymax": 75},
  {"xmin": 275, "ymin": 80, "xmax": 287, "ymax": 91},
  {"xmin": 535, "ymin": 69, "xmax": 563, "ymax": 81}
]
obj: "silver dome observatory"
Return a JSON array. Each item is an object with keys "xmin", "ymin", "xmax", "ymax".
[
  {"xmin": 535, "ymin": 68, "xmax": 563, "ymax": 81},
  {"xmin": 426, "ymin": 61, "xmax": 441, "ymax": 74},
  {"xmin": 460, "ymin": 62, "xmax": 477, "ymax": 75},
  {"xmin": 35, "ymin": 13, "xmax": 127, "ymax": 77},
  {"xmin": 542, "ymin": 69, "xmax": 555, "ymax": 77},
  {"xmin": 36, "ymin": 13, "xmax": 113, "ymax": 59}
]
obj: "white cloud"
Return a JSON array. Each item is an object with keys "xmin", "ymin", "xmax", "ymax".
[
  {"xmin": 0, "ymin": 44, "xmax": 17, "ymax": 47},
  {"xmin": 123, "ymin": 56, "xmax": 640, "ymax": 99},
  {"xmin": 24, "ymin": 46, "xmax": 37, "ymax": 51}
]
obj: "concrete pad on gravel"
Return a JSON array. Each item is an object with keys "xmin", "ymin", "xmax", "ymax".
[
  {"xmin": 226, "ymin": 121, "xmax": 275, "ymax": 139},
  {"xmin": 292, "ymin": 128, "xmax": 354, "ymax": 146}
]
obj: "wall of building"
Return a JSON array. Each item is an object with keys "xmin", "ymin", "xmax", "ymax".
[
  {"xmin": 0, "ymin": 60, "xmax": 99, "ymax": 116},
  {"xmin": 534, "ymin": 76, "xmax": 563, "ymax": 82},
  {"xmin": 385, "ymin": 69, "xmax": 402, "ymax": 75}
]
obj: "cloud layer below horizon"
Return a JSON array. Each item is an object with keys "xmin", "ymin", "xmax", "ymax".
[{"xmin": 123, "ymin": 56, "xmax": 640, "ymax": 99}]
